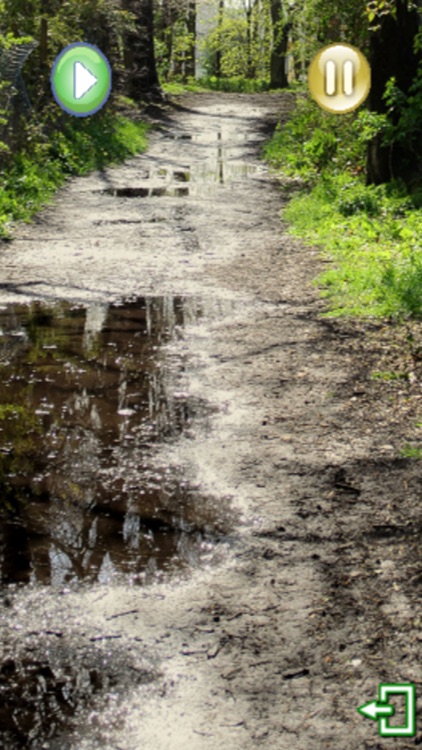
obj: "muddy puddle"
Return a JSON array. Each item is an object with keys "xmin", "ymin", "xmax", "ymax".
[
  {"xmin": 94, "ymin": 127, "xmax": 262, "ymax": 199},
  {"xmin": 0, "ymin": 627, "xmax": 157, "ymax": 750},
  {"xmin": 0, "ymin": 296, "xmax": 233, "ymax": 589}
]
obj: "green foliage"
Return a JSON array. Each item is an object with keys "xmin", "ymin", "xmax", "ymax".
[
  {"xmin": 204, "ymin": 14, "xmax": 250, "ymax": 78},
  {"xmin": 172, "ymin": 24, "xmax": 195, "ymax": 70},
  {"xmin": 154, "ymin": 36, "xmax": 171, "ymax": 81},
  {"xmin": 264, "ymin": 96, "xmax": 364, "ymax": 178},
  {"xmin": 289, "ymin": 0, "xmax": 369, "ymax": 80},
  {"xmin": 380, "ymin": 71, "xmax": 422, "ymax": 150},
  {"xmin": 0, "ymin": 1, "xmax": 133, "ymax": 56},
  {"xmin": 0, "ymin": 1, "xmax": 135, "ymax": 111},
  {"xmin": 162, "ymin": 76, "xmax": 270, "ymax": 94},
  {"xmin": 156, "ymin": 0, "xmax": 272, "ymax": 84},
  {"xmin": 0, "ymin": 1, "xmax": 154, "ymax": 240},
  {"xmin": 162, "ymin": 78, "xmax": 208, "ymax": 95},
  {"xmin": 376, "ymin": 248, "xmax": 422, "ymax": 318},
  {"xmin": 201, "ymin": 2, "xmax": 272, "ymax": 80},
  {"xmin": 0, "ymin": 82, "xmax": 9, "ymax": 156},
  {"xmin": 303, "ymin": 128, "xmax": 338, "ymax": 170},
  {"xmin": 49, "ymin": 112, "xmax": 148, "ymax": 173},
  {"xmin": 0, "ymin": 32, "xmax": 34, "ymax": 49},
  {"xmin": 336, "ymin": 182, "xmax": 381, "ymax": 217},
  {"xmin": 280, "ymin": 174, "xmax": 422, "ymax": 319},
  {"xmin": 154, "ymin": 0, "xmax": 196, "ymax": 82},
  {"xmin": 353, "ymin": 108, "xmax": 388, "ymax": 144},
  {"xmin": 199, "ymin": 76, "xmax": 269, "ymax": 93},
  {"xmin": 365, "ymin": 0, "xmax": 397, "ymax": 30}
]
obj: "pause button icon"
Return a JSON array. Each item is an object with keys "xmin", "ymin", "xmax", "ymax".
[
  {"xmin": 325, "ymin": 59, "xmax": 354, "ymax": 96},
  {"xmin": 308, "ymin": 43, "xmax": 371, "ymax": 114}
]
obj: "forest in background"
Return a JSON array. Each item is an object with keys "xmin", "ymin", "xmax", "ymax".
[{"xmin": 1, "ymin": 1, "xmax": 422, "ymax": 320}]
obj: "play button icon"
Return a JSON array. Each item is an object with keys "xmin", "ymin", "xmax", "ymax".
[
  {"xmin": 51, "ymin": 43, "xmax": 112, "ymax": 117},
  {"xmin": 74, "ymin": 61, "xmax": 98, "ymax": 100}
]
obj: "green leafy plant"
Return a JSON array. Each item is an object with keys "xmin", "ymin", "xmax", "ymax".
[
  {"xmin": 264, "ymin": 97, "xmax": 363, "ymax": 178},
  {"xmin": 336, "ymin": 182, "xmax": 381, "ymax": 217},
  {"xmin": 382, "ymin": 72, "xmax": 422, "ymax": 148}
]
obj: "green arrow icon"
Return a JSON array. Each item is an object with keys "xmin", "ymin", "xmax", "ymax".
[
  {"xmin": 358, "ymin": 683, "xmax": 417, "ymax": 737},
  {"xmin": 357, "ymin": 700, "xmax": 395, "ymax": 721}
]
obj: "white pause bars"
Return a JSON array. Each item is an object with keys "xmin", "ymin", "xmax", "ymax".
[{"xmin": 325, "ymin": 60, "xmax": 354, "ymax": 96}]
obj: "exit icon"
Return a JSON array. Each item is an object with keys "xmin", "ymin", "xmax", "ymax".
[
  {"xmin": 308, "ymin": 43, "xmax": 371, "ymax": 114},
  {"xmin": 357, "ymin": 683, "xmax": 417, "ymax": 738}
]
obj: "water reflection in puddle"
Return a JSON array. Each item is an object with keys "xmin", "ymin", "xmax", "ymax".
[
  {"xmin": 190, "ymin": 127, "xmax": 261, "ymax": 186},
  {"xmin": 94, "ymin": 127, "xmax": 262, "ymax": 199},
  {"xmin": 0, "ymin": 296, "xmax": 231, "ymax": 587},
  {"xmin": 95, "ymin": 162, "xmax": 259, "ymax": 199},
  {"xmin": 98, "ymin": 185, "xmax": 190, "ymax": 198}
]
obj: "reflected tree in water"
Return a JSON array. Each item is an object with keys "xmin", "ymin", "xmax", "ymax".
[{"xmin": 0, "ymin": 296, "xmax": 217, "ymax": 586}]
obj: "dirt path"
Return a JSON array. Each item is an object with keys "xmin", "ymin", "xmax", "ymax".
[{"xmin": 1, "ymin": 93, "xmax": 421, "ymax": 749}]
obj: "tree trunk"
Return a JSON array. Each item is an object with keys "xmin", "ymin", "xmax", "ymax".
[
  {"xmin": 122, "ymin": 0, "xmax": 161, "ymax": 99},
  {"xmin": 252, "ymin": 2, "xmax": 260, "ymax": 77},
  {"xmin": 39, "ymin": 18, "xmax": 48, "ymax": 67},
  {"xmin": 215, "ymin": 0, "xmax": 224, "ymax": 79},
  {"xmin": 246, "ymin": 6, "xmax": 253, "ymax": 78},
  {"xmin": 155, "ymin": 0, "xmax": 173, "ymax": 79},
  {"xmin": 185, "ymin": 0, "xmax": 196, "ymax": 78},
  {"xmin": 270, "ymin": 0, "xmax": 289, "ymax": 89},
  {"xmin": 367, "ymin": 0, "xmax": 420, "ymax": 185}
]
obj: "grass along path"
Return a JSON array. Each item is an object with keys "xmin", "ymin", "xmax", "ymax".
[
  {"xmin": 265, "ymin": 95, "xmax": 422, "ymax": 321},
  {"xmin": 0, "ymin": 107, "xmax": 148, "ymax": 240}
]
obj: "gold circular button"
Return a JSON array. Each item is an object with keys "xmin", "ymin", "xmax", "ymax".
[{"xmin": 308, "ymin": 43, "xmax": 371, "ymax": 114}]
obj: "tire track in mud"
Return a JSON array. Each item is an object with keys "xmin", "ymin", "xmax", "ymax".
[{"xmin": 1, "ymin": 93, "xmax": 421, "ymax": 749}]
